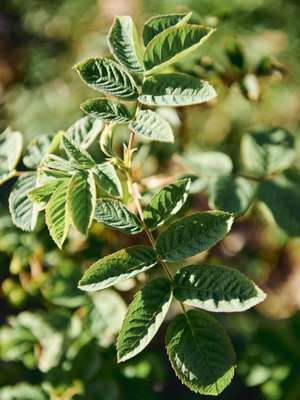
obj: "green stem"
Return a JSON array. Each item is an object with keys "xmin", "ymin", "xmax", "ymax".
[{"xmin": 125, "ymin": 129, "xmax": 187, "ymax": 313}]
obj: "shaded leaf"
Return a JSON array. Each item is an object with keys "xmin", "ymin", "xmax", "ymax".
[
  {"xmin": 95, "ymin": 198, "xmax": 142, "ymax": 234},
  {"xmin": 81, "ymin": 98, "xmax": 131, "ymax": 123},
  {"xmin": 108, "ymin": 16, "xmax": 144, "ymax": 72},
  {"xmin": 156, "ymin": 211, "xmax": 234, "ymax": 262},
  {"xmin": 144, "ymin": 24, "xmax": 214, "ymax": 75},
  {"xmin": 241, "ymin": 128, "xmax": 295, "ymax": 178},
  {"xmin": 258, "ymin": 176, "xmax": 300, "ymax": 236},
  {"xmin": 23, "ymin": 134, "xmax": 52, "ymax": 169},
  {"xmin": 209, "ymin": 175, "xmax": 255, "ymax": 216},
  {"xmin": 139, "ymin": 73, "xmax": 216, "ymax": 106},
  {"xmin": 67, "ymin": 171, "xmax": 96, "ymax": 235},
  {"xmin": 144, "ymin": 178, "xmax": 191, "ymax": 229},
  {"xmin": 129, "ymin": 109, "xmax": 174, "ymax": 142},
  {"xmin": 166, "ymin": 310, "xmax": 236, "ymax": 395},
  {"xmin": 183, "ymin": 151, "xmax": 233, "ymax": 176},
  {"xmin": 117, "ymin": 278, "xmax": 172, "ymax": 362},
  {"xmin": 45, "ymin": 180, "xmax": 70, "ymax": 248},
  {"xmin": 78, "ymin": 245, "xmax": 157, "ymax": 291},
  {"xmin": 174, "ymin": 264, "xmax": 266, "ymax": 312},
  {"xmin": 9, "ymin": 173, "xmax": 39, "ymax": 232},
  {"xmin": 75, "ymin": 58, "xmax": 138, "ymax": 100},
  {"xmin": 92, "ymin": 162, "xmax": 123, "ymax": 197},
  {"xmin": 143, "ymin": 13, "xmax": 192, "ymax": 46}
]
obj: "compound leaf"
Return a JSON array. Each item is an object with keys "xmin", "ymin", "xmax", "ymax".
[
  {"xmin": 67, "ymin": 171, "xmax": 96, "ymax": 235},
  {"xmin": 144, "ymin": 178, "xmax": 191, "ymax": 229},
  {"xmin": 139, "ymin": 73, "xmax": 216, "ymax": 106},
  {"xmin": 95, "ymin": 198, "xmax": 142, "ymax": 234},
  {"xmin": 166, "ymin": 310, "xmax": 236, "ymax": 395},
  {"xmin": 117, "ymin": 278, "xmax": 172, "ymax": 362},
  {"xmin": 75, "ymin": 58, "xmax": 138, "ymax": 100},
  {"xmin": 81, "ymin": 98, "xmax": 131, "ymax": 124},
  {"xmin": 129, "ymin": 110, "xmax": 174, "ymax": 142},
  {"xmin": 174, "ymin": 264, "xmax": 266, "ymax": 312},
  {"xmin": 45, "ymin": 179, "xmax": 70, "ymax": 248},
  {"xmin": 156, "ymin": 211, "xmax": 234, "ymax": 262},
  {"xmin": 144, "ymin": 24, "xmax": 214, "ymax": 75},
  {"xmin": 78, "ymin": 245, "xmax": 157, "ymax": 291},
  {"xmin": 108, "ymin": 16, "xmax": 144, "ymax": 72}
]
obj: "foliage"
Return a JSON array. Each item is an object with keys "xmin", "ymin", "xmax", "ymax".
[{"xmin": 1, "ymin": 2, "xmax": 300, "ymax": 399}]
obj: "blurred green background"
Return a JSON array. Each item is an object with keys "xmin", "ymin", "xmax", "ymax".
[{"xmin": 1, "ymin": 0, "xmax": 300, "ymax": 399}]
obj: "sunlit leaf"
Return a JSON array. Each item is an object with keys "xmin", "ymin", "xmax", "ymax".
[
  {"xmin": 67, "ymin": 171, "xmax": 96, "ymax": 235},
  {"xmin": 92, "ymin": 162, "xmax": 123, "ymax": 197},
  {"xmin": 95, "ymin": 198, "xmax": 142, "ymax": 234},
  {"xmin": 81, "ymin": 98, "xmax": 132, "ymax": 123},
  {"xmin": 0, "ymin": 128, "xmax": 23, "ymax": 176},
  {"xmin": 139, "ymin": 73, "xmax": 216, "ymax": 106},
  {"xmin": 144, "ymin": 178, "xmax": 191, "ymax": 229},
  {"xmin": 45, "ymin": 179, "xmax": 70, "ymax": 248},
  {"xmin": 144, "ymin": 24, "xmax": 214, "ymax": 75},
  {"xmin": 174, "ymin": 264, "xmax": 266, "ymax": 312},
  {"xmin": 143, "ymin": 12, "xmax": 192, "ymax": 45},
  {"xmin": 156, "ymin": 211, "xmax": 234, "ymax": 262},
  {"xmin": 129, "ymin": 110, "xmax": 174, "ymax": 142},
  {"xmin": 78, "ymin": 245, "xmax": 157, "ymax": 291},
  {"xmin": 75, "ymin": 58, "xmax": 138, "ymax": 100},
  {"xmin": 67, "ymin": 116, "xmax": 103, "ymax": 150},
  {"xmin": 62, "ymin": 135, "xmax": 95, "ymax": 168},
  {"xmin": 108, "ymin": 16, "xmax": 144, "ymax": 72},
  {"xmin": 117, "ymin": 278, "xmax": 172, "ymax": 362}
]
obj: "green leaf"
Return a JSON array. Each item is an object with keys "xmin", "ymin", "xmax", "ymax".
[
  {"xmin": 129, "ymin": 110, "xmax": 174, "ymax": 142},
  {"xmin": 9, "ymin": 173, "xmax": 40, "ymax": 232},
  {"xmin": 75, "ymin": 58, "xmax": 138, "ymax": 100},
  {"xmin": 144, "ymin": 178, "xmax": 191, "ymax": 229},
  {"xmin": 95, "ymin": 199, "xmax": 142, "ymax": 234},
  {"xmin": 241, "ymin": 128, "xmax": 295, "ymax": 178},
  {"xmin": 108, "ymin": 16, "xmax": 144, "ymax": 72},
  {"xmin": 62, "ymin": 135, "xmax": 95, "ymax": 168},
  {"xmin": 139, "ymin": 73, "xmax": 216, "ymax": 106},
  {"xmin": 45, "ymin": 180, "xmax": 70, "ymax": 248},
  {"xmin": 92, "ymin": 162, "xmax": 123, "ymax": 197},
  {"xmin": 174, "ymin": 264, "xmax": 266, "ymax": 312},
  {"xmin": 78, "ymin": 245, "xmax": 157, "ymax": 291},
  {"xmin": 81, "ymin": 98, "xmax": 131, "ymax": 123},
  {"xmin": 0, "ymin": 171, "xmax": 16, "ymax": 186},
  {"xmin": 42, "ymin": 154, "xmax": 75, "ymax": 177},
  {"xmin": 156, "ymin": 211, "xmax": 234, "ymax": 262},
  {"xmin": 67, "ymin": 170, "xmax": 96, "ymax": 235},
  {"xmin": 0, "ymin": 128, "xmax": 23, "ymax": 174},
  {"xmin": 23, "ymin": 134, "xmax": 52, "ymax": 169},
  {"xmin": 144, "ymin": 24, "xmax": 214, "ymax": 75},
  {"xmin": 209, "ymin": 175, "xmax": 255, "ymax": 216},
  {"xmin": 117, "ymin": 278, "xmax": 172, "ymax": 362},
  {"xmin": 258, "ymin": 175, "xmax": 300, "ymax": 236},
  {"xmin": 165, "ymin": 310, "xmax": 236, "ymax": 395},
  {"xmin": 183, "ymin": 151, "xmax": 233, "ymax": 177},
  {"xmin": 67, "ymin": 116, "xmax": 103, "ymax": 150},
  {"xmin": 143, "ymin": 13, "xmax": 192, "ymax": 46},
  {"xmin": 28, "ymin": 179, "xmax": 63, "ymax": 209}
]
